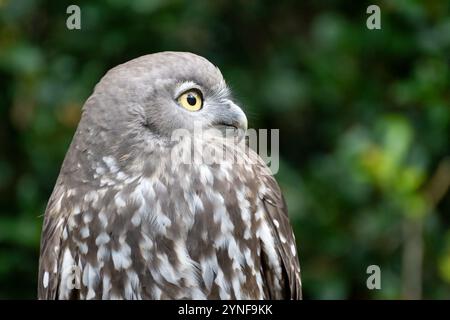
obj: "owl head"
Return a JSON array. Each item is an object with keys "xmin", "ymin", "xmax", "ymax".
[{"xmin": 83, "ymin": 52, "xmax": 247, "ymax": 143}]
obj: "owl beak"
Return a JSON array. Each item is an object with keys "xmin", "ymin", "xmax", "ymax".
[
  {"xmin": 231, "ymin": 113, "xmax": 248, "ymax": 141},
  {"xmin": 213, "ymin": 100, "xmax": 248, "ymax": 140},
  {"xmin": 226, "ymin": 110, "xmax": 248, "ymax": 132},
  {"xmin": 228, "ymin": 99, "xmax": 248, "ymax": 130}
]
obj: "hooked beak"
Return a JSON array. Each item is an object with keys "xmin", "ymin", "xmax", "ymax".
[{"xmin": 212, "ymin": 99, "xmax": 248, "ymax": 140}]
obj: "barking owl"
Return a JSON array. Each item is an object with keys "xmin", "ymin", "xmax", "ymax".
[{"xmin": 38, "ymin": 52, "xmax": 302, "ymax": 300}]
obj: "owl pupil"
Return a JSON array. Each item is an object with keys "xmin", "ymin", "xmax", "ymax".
[{"xmin": 187, "ymin": 94, "xmax": 197, "ymax": 106}]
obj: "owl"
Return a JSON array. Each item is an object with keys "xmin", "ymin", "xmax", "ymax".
[{"xmin": 38, "ymin": 52, "xmax": 301, "ymax": 299}]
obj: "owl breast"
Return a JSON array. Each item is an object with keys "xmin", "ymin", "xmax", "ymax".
[{"xmin": 56, "ymin": 140, "xmax": 281, "ymax": 299}]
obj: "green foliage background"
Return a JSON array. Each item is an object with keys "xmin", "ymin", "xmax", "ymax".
[{"xmin": 0, "ymin": 0, "xmax": 449, "ymax": 299}]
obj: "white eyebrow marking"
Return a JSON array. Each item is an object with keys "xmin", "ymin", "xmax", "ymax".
[{"xmin": 174, "ymin": 81, "xmax": 202, "ymax": 98}]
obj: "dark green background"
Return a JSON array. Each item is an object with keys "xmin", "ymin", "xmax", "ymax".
[{"xmin": 0, "ymin": 0, "xmax": 449, "ymax": 299}]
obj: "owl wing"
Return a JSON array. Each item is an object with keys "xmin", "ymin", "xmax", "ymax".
[
  {"xmin": 253, "ymin": 153, "xmax": 302, "ymax": 299},
  {"xmin": 37, "ymin": 179, "xmax": 68, "ymax": 300}
]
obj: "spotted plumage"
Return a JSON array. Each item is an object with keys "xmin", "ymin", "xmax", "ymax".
[{"xmin": 38, "ymin": 52, "xmax": 301, "ymax": 299}]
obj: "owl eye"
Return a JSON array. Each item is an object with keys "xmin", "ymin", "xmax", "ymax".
[{"xmin": 177, "ymin": 90, "xmax": 203, "ymax": 111}]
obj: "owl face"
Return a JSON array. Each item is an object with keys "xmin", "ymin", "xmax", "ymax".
[
  {"xmin": 143, "ymin": 75, "xmax": 248, "ymax": 141},
  {"xmin": 92, "ymin": 52, "xmax": 247, "ymax": 143}
]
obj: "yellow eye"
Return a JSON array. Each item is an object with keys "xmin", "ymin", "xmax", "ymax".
[{"xmin": 177, "ymin": 90, "xmax": 203, "ymax": 111}]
